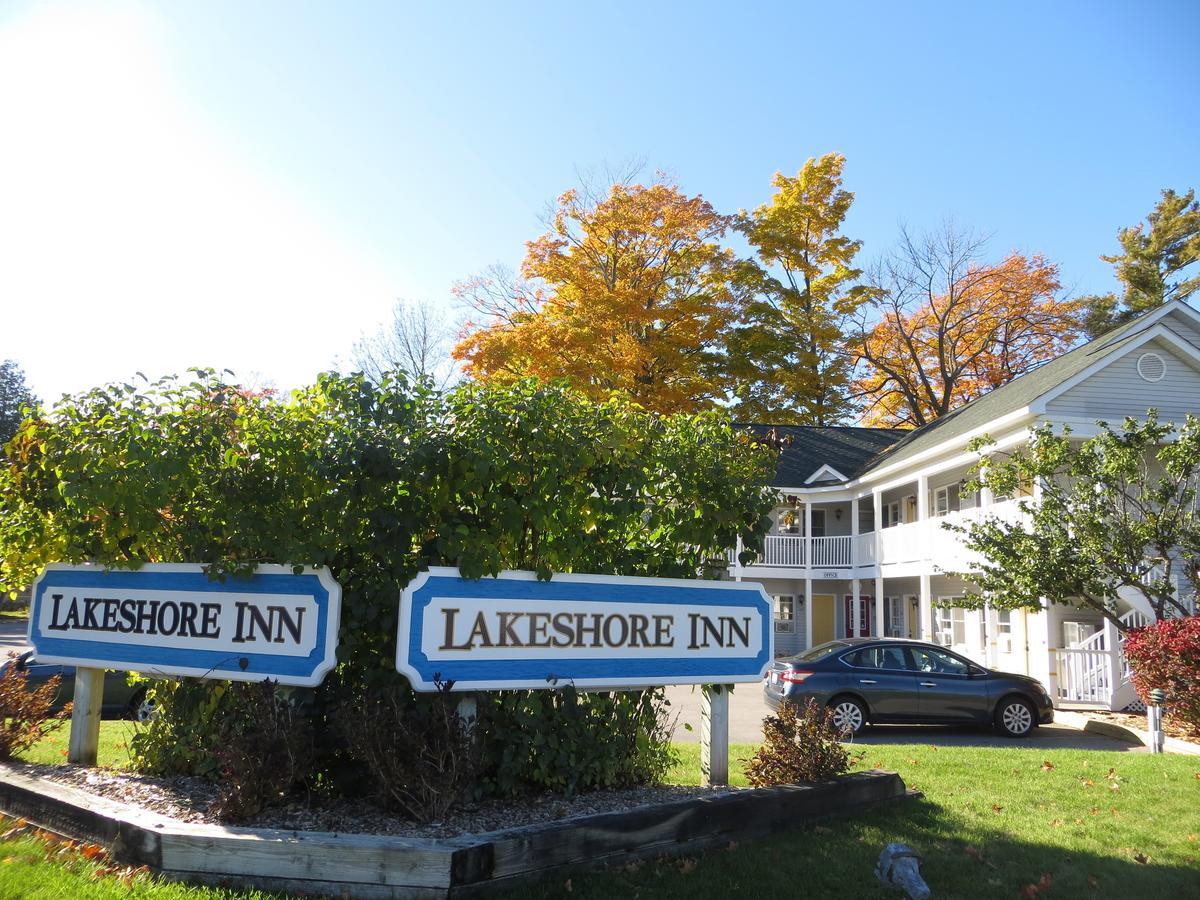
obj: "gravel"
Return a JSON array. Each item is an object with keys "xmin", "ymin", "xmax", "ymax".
[{"xmin": 16, "ymin": 762, "xmax": 737, "ymax": 839}]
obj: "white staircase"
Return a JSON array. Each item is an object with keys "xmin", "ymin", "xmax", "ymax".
[{"xmin": 1055, "ymin": 609, "xmax": 1153, "ymax": 710}]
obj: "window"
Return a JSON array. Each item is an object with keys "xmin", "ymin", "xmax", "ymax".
[
  {"xmin": 934, "ymin": 601, "xmax": 966, "ymax": 646},
  {"xmin": 841, "ymin": 646, "xmax": 911, "ymax": 671},
  {"xmin": 995, "ymin": 608, "xmax": 1013, "ymax": 652},
  {"xmin": 773, "ymin": 595, "xmax": 795, "ymax": 633},
  {"xmin": 909, "ymin": 647, "xmax": 971, "ymax": 676},
  {"xmin": 807, "ymin": 510, "xmax": 826, "ymax": 537},
  {"xmin": 858, "ymin": 504, "xmax": 875, "ymax": 533},
  {"xmin": 932, "ymin": 482, "xmax": 961, "ymax": 517},
  {"xmin": 882, "ymin": 501, "xmax": 901, "ymax": 528}
]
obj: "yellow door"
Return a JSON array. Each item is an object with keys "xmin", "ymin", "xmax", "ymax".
[{"xmin": 810, "ymin": 594, "xmax": 835, "ymax": 646}]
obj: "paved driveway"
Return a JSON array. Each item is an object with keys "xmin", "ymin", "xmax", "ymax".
[
  {"xmin": 664, "ymin": 683, "xmax": 1144, "ymax": 752},
  {"xmin": 0, "ymin": 619, "xmax": 28, "ymax": 656}
]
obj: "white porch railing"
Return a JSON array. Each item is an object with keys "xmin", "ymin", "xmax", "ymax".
[
  {"xmin": 1055, "ymin": 647, "xmax": 1114, "ymax": 704},
  {"xmin": 731, "ymin": 534, "xmax": 856, "ymax": 569},
  {"xmin": 1056, "ymin": 609, "xmax": 1155, "ymax": 707},
  {"xmin": 853, "ymin": 532, "xmax": 877, "ymax": 566}
]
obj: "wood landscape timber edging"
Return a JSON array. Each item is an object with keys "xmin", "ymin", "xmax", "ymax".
[{"xmin": 0, "ymin": 765, "xmax": 910, "ymax": 899}]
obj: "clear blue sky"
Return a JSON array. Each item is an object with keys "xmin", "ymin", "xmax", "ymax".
[{"xmin": 2, "ymin": 0, "xmax": 1197, "ymax": 400}]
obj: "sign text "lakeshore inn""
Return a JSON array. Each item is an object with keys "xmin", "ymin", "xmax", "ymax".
[{"xmin": 397, "ymin": 568, "xmax": 773, "ymax": 691}]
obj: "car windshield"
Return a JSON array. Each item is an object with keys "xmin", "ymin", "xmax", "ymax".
[{"xmin": 793, "ymin": 641, "xmax": 850, "ymax": 663}]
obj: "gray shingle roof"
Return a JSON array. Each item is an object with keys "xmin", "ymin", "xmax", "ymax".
[{"xmin": 738, "ymin": 424, "xmax": 907, "ymax": 488}]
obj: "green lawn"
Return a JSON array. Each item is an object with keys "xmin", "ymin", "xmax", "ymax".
[
  {"xmin": 5, "ymin": 733, "xmax": 1200, "ymax": 899},
  {"xmin": 505, "ymin": 743, "xmax": 1200, "ymax": 899},
  {"xmin": 17, "ymin": 720, "xmax": 138, "ymax": 768}
]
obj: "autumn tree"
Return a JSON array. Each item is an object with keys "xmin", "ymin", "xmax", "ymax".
[
  {"xmin": 727, "ymin": 154, "xmax": 874, "ymax": 424},
  {"xmin": 453, "ymin": 178, "xmax": 741, "ymax": 414},
  {"xmin": 1083, "ymin": 188, "xmax": 1200, "ymax": 336},
  {"xmin": 353, "ymin": 298, "xmax": 460, "ymax": 390},
  {"xmin": 852, "ymin": 224, "xmax": 1085, "ymax": 427}
]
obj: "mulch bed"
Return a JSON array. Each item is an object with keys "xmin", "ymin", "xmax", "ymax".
[{"xmin": 13, "ymin": 762, "xmax": 732, "ymax": 839}]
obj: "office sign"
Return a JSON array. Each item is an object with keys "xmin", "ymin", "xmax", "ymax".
[
  {"xmin": 397, "ymin": 567, "xmax": 772, "ymax": 691},
  {"xmin": 28, "ymin": 564, "xmax": 341, "ymax": 687}
]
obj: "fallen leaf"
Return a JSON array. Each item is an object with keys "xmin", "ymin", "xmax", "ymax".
[
  {"xmin": 1041, "ymin": 760, "xmax": 1056, "ymax": 771},
  {"xmin": 1188, "ymin": 834, "xmax": 1196, "ymax": 843},
  {"xmin": 908, "ymin": 758, "xmax": 919, "ymax": 766},
  {"xmin": 1038, "ymin": 872, "xmax": 1053, "ymax": 890},
  {"xmin": 992, "ymin": 804, "xmax": 1003, "ymax": 813},
  {"xmin": 1087, "ymin": 874, "xmax": 1099, "ymax": 888},
  {"xmin": 965, "ymin": 846, "xmax": 982, "ymax": 860},
  {"xmin": 1082, "ymin": 779, "xmax": 1095, "ymax": 787},
  {"xmin": 1020, "ymin": 885, "xmax": 1039, "ymax": 899},
  {"xmin": 678, "ymin": 858, "xmax": 697, "ymax": 874},
  {"xmin": 1134, "ymin": 852, "xmax": 1149, "ymax": 864}
]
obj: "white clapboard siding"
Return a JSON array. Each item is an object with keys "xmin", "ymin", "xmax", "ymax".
[{"xmin": 1046, "ymin": 339, "xmax": 1200, "ymax": 420}]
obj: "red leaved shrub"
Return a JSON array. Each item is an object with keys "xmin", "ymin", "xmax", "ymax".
[{"xmin": 1123, "ymin": 616, "xmax": 1200, "ymax": 736}]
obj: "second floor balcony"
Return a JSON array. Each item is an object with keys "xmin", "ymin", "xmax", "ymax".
[{"xmin": 730, "ymin": 499, "xmax": 1026, "ymax": 574}]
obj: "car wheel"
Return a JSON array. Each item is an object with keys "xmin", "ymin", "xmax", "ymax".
[
  {"xmin": 995, "ymin": 696, "xmax": 1035, "ymax": 738},
  {"xmin": 828, "ymin": 696, "xmax": 867, "ymax": 736},
  {"xmin": 128, "ymin": 689, "xmax": 157, "ymax": 724}
]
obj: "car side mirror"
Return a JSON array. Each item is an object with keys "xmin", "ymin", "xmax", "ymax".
[{"xmin": 969, "ymin": 665, "xmax": 986, "ymax": 677}]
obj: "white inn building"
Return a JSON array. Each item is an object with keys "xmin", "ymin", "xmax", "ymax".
[{"xmin": 730, "ymin": 299, "xmax": 1200, "ymax": 712}]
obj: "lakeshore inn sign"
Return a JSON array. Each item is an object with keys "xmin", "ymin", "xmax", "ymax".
[
  {"xmin": 28, "ymin": 563, "xmax": 342, "ymax": 687},
  {"xmin": 27, "ymin": 563, "xmax": 773, "ymax": 692},
  {"xmin": 396, "ymin": 567, "xmax": 774, "ymax": 691}
]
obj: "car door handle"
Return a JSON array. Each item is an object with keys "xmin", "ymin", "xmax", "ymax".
[
  {"xmin": 858, "ymin": 679, "xmax": 877, "ymax": 684},
  {"xmin": 919, "ymin": 681, "xmax": 937, "ymax": 687}
]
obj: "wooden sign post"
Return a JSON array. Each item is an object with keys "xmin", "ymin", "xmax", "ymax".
[
  {"xmin": 700, "ymin": 684, "xmax": 730, "ymax": 787},
  {"xmin": 67, "ymin": 667, "xmax": 104, "ymax": 766}
]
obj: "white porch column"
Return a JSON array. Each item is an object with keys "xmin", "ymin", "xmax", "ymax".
[
  {"xmin": 734, "ymin": 534, "xmax": 743, "ymax": 582},
  {"xmin": 919, "ymin": 573, "xmax": 932, "ymax": 641},
  {"xmin": 917, "ymin": 475, "xmax": 929, "ymax": 522},
  {"xmin": 872, "ymin": 490, "xmax": 883, "ymax": 561},
  {"xmin": 1102, "ymin": 614, "xmax": 1121, "ymax": 710},
  {"xmin": 851, "ymin": 577, "xmax": 861, "ymax": 637},
  {"xmin": 851, "ymin": 497, "xmax": 860, "ymax": 546},
  {"xmin": 803, "ymin": 575, "xmax": 814, "ymax": 649},
  {"xmin": 804, "ymin": 500, "xmax": 813, "ymax": 569},
  {"xmin": 875, "ymin": 576, "xmax": 885, "ymax": 637}
]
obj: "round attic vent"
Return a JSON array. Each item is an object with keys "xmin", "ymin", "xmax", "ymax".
[{"xmin": 1136, "ymin": 352, "xmax": 1166, "ymax": 383}]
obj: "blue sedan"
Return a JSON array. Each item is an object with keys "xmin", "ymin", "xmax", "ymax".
[{"xmin": 763, "ymin": 638, "xmax": 1054, "ymax": 738}]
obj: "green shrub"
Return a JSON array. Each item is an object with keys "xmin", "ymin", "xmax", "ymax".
[
  {"xmin": 477, "ymin": 686, "xmax": 677, "ymax": 797},
  {"xmin": 744, "ymin": 699, "xmax": 862, "ymax": 786}
]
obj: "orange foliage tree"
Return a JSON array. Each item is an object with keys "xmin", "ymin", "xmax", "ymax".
[
  {"xmin": 853, "ymin": 225, "xmax": 1085, "ymax": 427},
  {"xmin": 453, "ymin": 178, "xmax": 741, "ymax": 414}
]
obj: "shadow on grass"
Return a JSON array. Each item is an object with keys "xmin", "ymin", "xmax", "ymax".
[{"xmin": 498, "ymin": 794, "xmax": 1199, "ymax": 900}]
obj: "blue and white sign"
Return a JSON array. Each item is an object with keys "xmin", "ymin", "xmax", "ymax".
[
  {"xmin": 397, "ymin": 567, "xmax": 772, "ymax": 691},
  {"xmin": 28, "ymin": 563, "xmax": 341, "ymax": 687}
]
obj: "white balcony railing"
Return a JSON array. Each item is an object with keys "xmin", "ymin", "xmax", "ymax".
[{"xmin": 728, "ymin": 498, "xmax": 1028, "ymax": 572}]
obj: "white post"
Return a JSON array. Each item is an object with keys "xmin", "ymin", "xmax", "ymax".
[
  {"xmin": 851, "ymin": 577, "xmax": 861, "ymax": 637},
  {"xmin": 67, "ymin": 667, "xmax": 104, "ymax": 766},
  {"xmin": 456, "ymin": 693, "xmax": 477, "ymax": 731},
  {"xmin": 919, "ymin": 573, "xmax": 932, "ymax": 641},
  {"xmin": 700, "ymin": 684, "xmax": 730, "ymax": 787},
  {"xmin": 875, "ymin": 576, "xmax": 885, "ymax": 637},
  {"xmin": 734, "ymin": 534, "xmax": 744, "ymax": 582},
  {"xmin": 1102, "ymin": 615, "xmax": 1121, "ymax": 709},
  {"xmin": 804, "ymin": 501, "xmax": 813, "ymax": 569},
  {"xmin": 851, "ymin": 497, "xmax": 860, "ymax": 560},
  {"xmin": 803, "ymin": 575, "xmax": 814, "ymax": 649}
]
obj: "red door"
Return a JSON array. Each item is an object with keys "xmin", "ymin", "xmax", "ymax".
[{"xmin": 843, "ymin": 595, "xmax": 873, "ymax": 637}]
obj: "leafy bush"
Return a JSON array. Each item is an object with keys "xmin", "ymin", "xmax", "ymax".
[
  {"xmin": 744, "ymin": 699, "xmax": 862, "ymax": 786},
  {"xmin": 1124, "ymin": 616, "xmax": 1200, "ymax": 736},
  {"xmin": 477, "ymin": 686, "xmax": 676, "ymax": 797},
  {"xmin": 209, "ymin": 680, "xmax": 314, "ymax": 823},
  {"xmin": 0, "ymin": 657, "xmax": 70, "ymax": 760},
  {"xmin": 334, "ymin": 678, "xmax": 478, "ymax": 823},
  {"xmin": 0, "ymin": 372, "xmax": 776, "ymax": 811}
]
